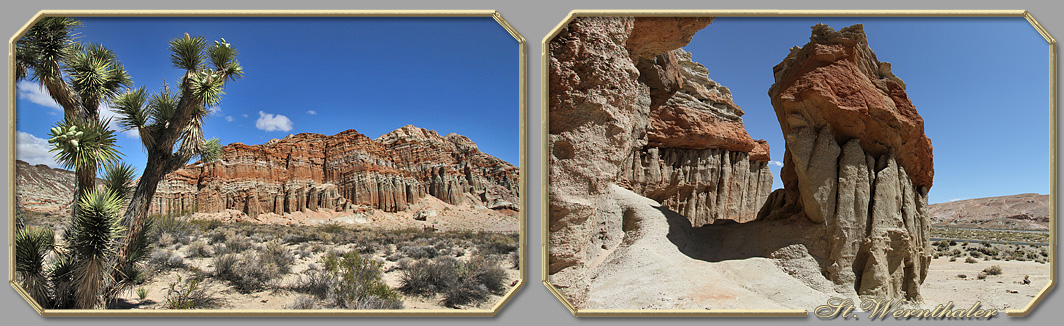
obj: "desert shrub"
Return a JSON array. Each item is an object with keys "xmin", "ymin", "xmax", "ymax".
[
  {"xmin": 285, "ymin": 295, "xmax": 319, "ymax": 309},
  {"xmin": 321, "ymin": 251, "xmax": 403, "ymax": 309},
  {"xmin": 207, "ymin": 229, "xmax": 228, "ymax": 245},
  {"xmin": 225, "ymin": 233, "xmax": 253, "ymax": 253},
  {"xmin": 399, "ymin": 255, "xmax": 509, "ymax": 307},
  {"xmin": 283, "ymin": 233, "xmax": 314, "ymax": 245},
  {"xmin": 137, "ymin": 287, "xmax": 149, "ymax": 300},
  {"xmin": 400, "ymin": 245, "xmax": 439, "ymax": 259},
  {"xmin": 977, "ymin": 272, "xmax": 987, "ymax": 280},
  {"xmin": 214, "ymin": 249, "xmax": 289, "ymax": 293},
  {"xmin": 399, "ymin": 257, "xmax": 459, "ymax": 296},
  {"xmin": 188, "ymin": 218, "xmax": 224, "ymax": 232},
  {"xmin": 981, "ymin": 241, "xmax": 992, "ymax": 247},
  {"xmin": 1027, "ymin": 252, "xmax": 1040, "ymax": 260},
  {"xmin": 466, "ymin": 256, "xmax": 507, "ymax": 295},
  {"xmin": 965, "ymin": 257, "xmax": 978, "ymax": 264},
  {"xmin": 984, "ymin": 265, "xmax": 1003, "ymax": 275},
  {"xmin": 150, "ymin": 249, "xmax": 184, "ymax": 269},
  {"xmin": 957, "ymin": 274, "xmax": 967, "ymax": 279},
  {"xmin": 165, "ymin": 275, "xmax": 220, "ymax": 309},
  {"xmin": 353, "ymin": 296, "xmax": 404, "ymax": 309},
  {"xmin": 478, "ymin": 233, "xmax": 518, "ymax": 256},
  {"xmin": 213, "ymin": 254, "xmax": 238, "ymax": 276},
  {"xmin": 442, "ymin": 276, "xmax": 489, "ymax": 308},
  {"xmin": 185, "ymin": 240, "xmax": 214, "ymax": 258},
  {"xmin": 949, "ymin": 257, "xmax": 957, "ymax": 262},
  {"xmin": 294, "ymin": 268, "xmax": 336, "ymax": 299},
  {"xmin": 261, "ymin": 240, "xmax": 295, "ymax": 274},
  {"xmin": 969, "ymin": 250, "xmax": 982, "ymax": 258},
  {"xmin": 150, "ymin": 214, "xmax": 196, "ymax": 245},
  {"xmin": 157, "ymin": 233, "xmax": 175, "ymax": 248}
]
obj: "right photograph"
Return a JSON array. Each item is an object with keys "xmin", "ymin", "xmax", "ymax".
[{"xmin": 544, "ymin": 12, "xmax": 1054, "ymax": 316}]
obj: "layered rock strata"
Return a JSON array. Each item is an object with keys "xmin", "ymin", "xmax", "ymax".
[
  {"xmin": 150, "ymin": 125, "xmax": 518, "ymax": 219},
  {"xmin": 14, "ymin": 160, "xmax": 84, "ymax": 214},
  {"xmin": 625, "ymin": 49, "xmax": 773, "ymax": 226},
  {"xmin": 548, "ymin": 17, "xmax": 773, "ymax": 307},
  {"xmin": 764, "ymin": 24, "xmax": 933, "ymax": 300}
]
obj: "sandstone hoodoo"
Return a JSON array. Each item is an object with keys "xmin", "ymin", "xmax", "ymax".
[
  {"xmin": 149, "ymin": 125, "xmax": 519, "ymax": 220},
  {"xmin": 548, "ymin": 16, "xmax": 774, "ymax": 307},
  {"xmin": 764, "ymin": 24, "xmax": 933, "ymax": 300}
]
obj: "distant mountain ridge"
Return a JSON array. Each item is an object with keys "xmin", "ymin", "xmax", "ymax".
[
  {"xmin": 929, "ymin": 193, "xmax": 1049, "ymax": 230},
  {"xmin": 14, "ymin": 160, "xmax": 101, "ymax": 214}
]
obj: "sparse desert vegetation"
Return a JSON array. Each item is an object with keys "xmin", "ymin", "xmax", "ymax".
[
  {"xmin": 930, "ymin": 228, "xmax": 1049, "ymax": 264},
  {"xmin": 19, "ymin": 211, "xmax": 519, "ymax": 310}
]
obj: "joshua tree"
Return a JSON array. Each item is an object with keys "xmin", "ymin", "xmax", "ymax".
[
  {"xmin": 16, "ymin": 17, "xmax": 133, "ymax": 210},
  {"xmin": 40, "ymin": 117, "xmax": 130, "ymax": 308},
  {"xmin": 14, "ymin": 224, "xmax": 55, "ymax": 308},
  {"xmin": 63, "ymin": 189, "xmax": 126, "ymax": 309},
  {"xmin": 111, "ymin": 33, "xmax": 242, "ymax": 279}
]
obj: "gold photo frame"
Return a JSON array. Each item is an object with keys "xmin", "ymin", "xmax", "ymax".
[
  {"xmin": 8, "ymin": 10, "xmax": 527, "ymax": 316},
  {"xmin": 541, "ymin": 10, "xmax": 1055, "ymax": 318}
]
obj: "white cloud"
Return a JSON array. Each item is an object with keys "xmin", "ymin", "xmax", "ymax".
[
  {"xmin": 949, "ymin": 198, "xmax": 968, "ymax": 202},
  {"xmin": 16, "ymin": 81, "xmax": 62, "ymax": 111},
  {"xmin": 241, "ymin": 113, "xmax": 249, "ymax": 118},
  {"xmin": 770, "ymin": 160, "xmax": 784, "ymax": 167},
  {"xmin": 225, "ymin": 115, "xmax": 235, "ymax": 122},
  {"xmin": 306, "ymin": 110, "xmax": 317, "ymax": 115},
  {"xmin": 100, "ymin": 106, "xmax": 140, "ymax": 139},
  {"xmin": 16, "ymin": 131, "xmax": 61, "ymax": 168},
  {"xmin": 255, "ymin": 111, "xmax": 293, "ymax": 132}
]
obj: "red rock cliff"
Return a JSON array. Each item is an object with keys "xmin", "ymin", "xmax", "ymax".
[{"xmin": 149, "ymin": 125, "xmax": 518, "ymax": 218}]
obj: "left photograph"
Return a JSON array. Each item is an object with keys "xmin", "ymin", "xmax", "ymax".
[{"xmin": 9, "ymin": 12, "xmax": 524, "ymax": 315}]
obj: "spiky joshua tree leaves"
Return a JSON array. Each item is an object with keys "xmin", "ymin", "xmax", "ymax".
[
  {"xmin": 111, "ymin": 33, "xmax": 243, "ymax": 282},
  {"xmin": 65, "ymin": 190, "xmax": 126, "ymax": 309},
  {"xmin": 15, "ymin": 226, "xmax": 56, "ymax": 308},
  {"xmin": 14, "ymin": 17, "xmax": 239, "ymax": 310},
  {"xmin": 17, "ymin": 17, "xmax": 133, "ymax": 210}
]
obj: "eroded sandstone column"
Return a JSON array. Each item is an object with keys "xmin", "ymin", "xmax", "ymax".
[{"xmin": 766, "ymin": 24, "xmax": 933, "ymax": 300}]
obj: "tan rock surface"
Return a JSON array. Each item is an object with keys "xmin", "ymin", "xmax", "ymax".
[
  {"xmin": 548, "ymin": 16, "xmax": 780, "ymax": 307},
  {"xmin": 548, "ymin": 16, "xmax": 715, "ymax": 307}
]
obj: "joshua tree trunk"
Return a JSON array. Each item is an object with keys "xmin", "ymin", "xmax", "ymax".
[{"xmin": 114, "ymin": 150, "xmax": 177, "ymax": 278}]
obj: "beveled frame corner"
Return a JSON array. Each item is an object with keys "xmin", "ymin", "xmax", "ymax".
[{"xmin": 8, "ymin": 9, "xmax": 527, "ymax": 317}]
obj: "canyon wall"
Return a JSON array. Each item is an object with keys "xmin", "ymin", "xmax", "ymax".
[
  {"xmin": 149, "ymin": 125, "xmax": 519, "ymax": 219},
  {"xmin": 548, "ymin": 17, "xmax": 773, "ymax": 307},
  {"xmin": 623, "ymin": 49, "xmax": 773, "ymax": 226},
  {"xmin": 764, "ymin": 24, "xmax": 933, "ymax": 300}
]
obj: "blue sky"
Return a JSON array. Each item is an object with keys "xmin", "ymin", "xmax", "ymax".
[
  {"xmin": 684, "ymin": 17, "xmax": 1051, "ymax": 204},
  {"xmin": 16, "ymin": 16, "xmax": 520, "ymax": 178}
]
